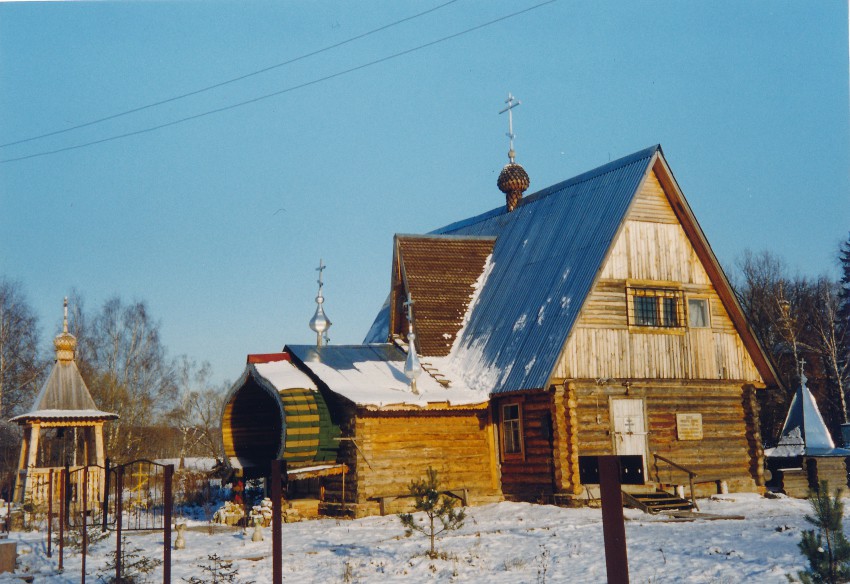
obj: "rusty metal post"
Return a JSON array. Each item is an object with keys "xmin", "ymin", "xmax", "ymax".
[
  {"xmin": 163, "ymin": 464, "xmax": 173, "ymax": 584},
  {"xmin": 599, "ymin": 455, "xmax": 629, "ymax": 584},
  {"xmin": 102, "ymin": 458, "xmax": 110, "ymax": 532},
  {"xmin": 58, "ymin": 467, "xmax": 65, "ymax": 572},
  {"xmin": 82, "ymin": 466, "xmax": 87, "ymax": 584},
  {"xmin": 115, "ymin": 466, "xmax": 123, "ymax": 581},
  {"xmin": 63, "ymin": 464, "xmax": 70, "ymax": 529},
  {"xmin": 47, "ymin": 469, "xmax": 54, "ymax": 558},
  {"xmin": 271, "ymin": 460, "xmax": 282, "ymax": 584}
]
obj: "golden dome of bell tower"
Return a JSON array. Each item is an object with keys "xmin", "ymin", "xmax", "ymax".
[{"xmin": 53, "ymin": 297, "xmax": 77, "ymax": 362}]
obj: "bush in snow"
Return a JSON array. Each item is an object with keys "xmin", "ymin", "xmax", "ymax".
[
  {"xmin": 794, "ymin": 480, "xmax": 850, "ymax": 584},
  {"xmin": 398, "ymin": 467, "xmax": 465, "ymax": 559}
]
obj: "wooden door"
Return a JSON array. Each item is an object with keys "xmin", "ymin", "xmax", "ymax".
[{"xmin": 610, "ymin": 398, "xmax": 648, "ymax": 469}]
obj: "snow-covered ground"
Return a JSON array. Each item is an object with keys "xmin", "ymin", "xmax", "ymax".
[{"xmin": 0, "ymin": 494, "xmax": 820, "ymax": 583}]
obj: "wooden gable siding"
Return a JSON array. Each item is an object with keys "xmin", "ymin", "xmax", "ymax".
[
  {"xmin": 554, "ymin": 170, "xmax": 762, "ymax": 383},
  {"xmin": 339, "ymin": 408, "xmax": 501, "ymax": 517},
  {"xmin": 493, "ymin": 392, "xmax": 556, "ymax": 501},
  {"xmin": 566, "ymin": 380, "xmax": 761, "ymax": 495}
]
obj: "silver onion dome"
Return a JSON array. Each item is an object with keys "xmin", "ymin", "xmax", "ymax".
[{"xmin": 309, "ymin": 259, "xmax": 331, "ymax": 347}]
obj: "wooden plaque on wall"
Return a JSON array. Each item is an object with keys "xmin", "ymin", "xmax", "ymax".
[{"xmin": 676, "ymin": 413, "xmax": 703, "ymax": 440}]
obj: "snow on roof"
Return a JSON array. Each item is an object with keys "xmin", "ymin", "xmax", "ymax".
[
  {"xmin": 286, "ymin": 344, "xmax": 488, "ymax": 409},
  {"xmin": 765, "ymin": 374, "xmax": 850, "ymax": 458},
  {"xmin": 253, "ymin": 359, "xmax": 317, "ymax": 392},
  {"xmin": 10, "ymin": 409, "xmax": 118, "ymax": 422}
]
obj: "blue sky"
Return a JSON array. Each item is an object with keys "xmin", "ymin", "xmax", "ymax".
[{"xmin": 1, "ymin": 1, "xmax": 848, "ymax": 386}]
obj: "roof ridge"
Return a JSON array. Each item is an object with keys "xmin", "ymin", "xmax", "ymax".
[
  {"xmin": 396, "ymin": 233, "xmax": 497, "ymax": 241},
  {"xmin": 433, "ymin": 144, "xmax": 660, "ymax": 235}
]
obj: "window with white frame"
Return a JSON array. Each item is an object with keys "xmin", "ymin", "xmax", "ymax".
[{"xmin": 688, "ymin": 298, "xmax": 710, "ymax": 328}]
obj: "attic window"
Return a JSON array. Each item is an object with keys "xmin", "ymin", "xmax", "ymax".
[{"xmin": 627, "ymin": 287, "xmax": 685, "ymax": 329}]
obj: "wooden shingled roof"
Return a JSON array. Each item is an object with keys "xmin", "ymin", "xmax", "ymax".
[{"xmin": 390, "ymin": 234, "xmax": 495, "ymax": 357}]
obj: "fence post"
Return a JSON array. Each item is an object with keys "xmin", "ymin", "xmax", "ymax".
[
  {"xmin": 163, "ymin": 463, "xmax": 173, "ymax": 584},
  {"xmin": 599, "ymin": 455, "xmax": 629, "ymax": 584},
  {"xmin": 47, "ymin": 469, "xmax": 53, "ymax": 558},
  {"xmin": 63, "ymin": 464, "xmax": 70, "ymax": 529},
  {"xmin": 115, "ymin": 466, "xmax": 123, "ymax": 582},
  {"xmin": 102, "ymin": 458, "xmax": 110, "ymax": 532},
  {"xmin": 82, "ymin": 466, "xmax": 88, "ymax": 584},
  {"xmin": 271, "ymin": 460, "xmax": 283, "ymax": 584},
  {"xmin": 58, "ymin": 467, "xmax": 65, "ymax": 572}
]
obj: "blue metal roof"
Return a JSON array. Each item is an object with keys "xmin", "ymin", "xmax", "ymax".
[{"xmin": 433, "ymin": 145, "xmax": 660, "ymax": 393}]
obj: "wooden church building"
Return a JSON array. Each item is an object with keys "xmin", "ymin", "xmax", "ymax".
[{"xmin": 222, "ymin": 143, "xmax": 779, "ymax": 516}]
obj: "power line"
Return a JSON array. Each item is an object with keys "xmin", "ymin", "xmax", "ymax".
[
  {"xmin": 0, "ymin": 0, "xmax": 459, "ymax": 149},
  {"xmin": 0, "ymin": 0, "xmax": 556, "ymax": 165}
]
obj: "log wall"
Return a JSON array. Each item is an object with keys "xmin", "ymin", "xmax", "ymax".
[
  {"xmin": 334, "ymin": 407, "xmax": 502, "ymax": 517},
  {"xmin": 494, "ymin": 392, "xmax": 556, "ymax": 501},
  {"xmin": 568, "ymin": 380, "xmax": 759, "ymax": 495}
]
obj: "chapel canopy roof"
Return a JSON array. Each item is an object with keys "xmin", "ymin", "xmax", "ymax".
[
  {"xmin": 10, "ymin": 300, "xmax": 117, "ymax": 425},
  {"xmin": 765, "ymin": 373, "xmax": 850, "ymax": 458}
]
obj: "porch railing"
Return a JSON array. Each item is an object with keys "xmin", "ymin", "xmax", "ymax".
[{"xmin": 652, "ymin": 453, "xmax": 699, "ymax": 511}]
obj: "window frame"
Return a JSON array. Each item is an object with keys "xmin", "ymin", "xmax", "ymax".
[
  {"xmin": 626, "ymin": 284, "xmax": 685, "ymax": 332},
  {"xmin": 687, "ymin": 296, "xmax": 711, "ymax": 329},
  {"xmin": 499, "ymin": 401, "xmax": 525, "ymax": 460}
]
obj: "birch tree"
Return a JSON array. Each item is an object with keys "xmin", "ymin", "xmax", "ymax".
[{"xmin": 73, "ymin": 295, "xmax": 177, "ymax": 460}]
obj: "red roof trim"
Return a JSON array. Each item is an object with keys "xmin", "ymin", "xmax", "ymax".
[{"xmin": 247, "ymin": 352, "xmax": 291, "ymax": 364}]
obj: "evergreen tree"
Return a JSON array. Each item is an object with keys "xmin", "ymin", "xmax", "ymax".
[
  {"xmin": 97, "ymin": 536, "xmax": 161, "ymax": 583},
  {"xmin": 838, "ymin": 233, "xmax": 850, "ymax": 326},
  {"xmin": 398, "ymin": 467, "xmax": 466, "ymax": 559},
  {"xmin": 795, "ymin": 481, "xmax": 850, "ymax": 583}
]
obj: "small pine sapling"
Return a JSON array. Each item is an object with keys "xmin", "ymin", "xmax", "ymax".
[
  {"xmin": 183, "ymin": 553, "xmax": 254, "ymax": 584},
  {"xmin": 97, "ymin": 536, "xmax": 162, "ymax": 583},
  {"xmin": 398, "ymin": 467, "xmax": 466, "ymax": 559},
  {"xmin": 795, "ymin": 481, "xmax": 850, "ymax": 584}
]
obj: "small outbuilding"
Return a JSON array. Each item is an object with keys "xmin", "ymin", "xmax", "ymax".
[{"xmin": 765, "ymin": 372, "xmax": 850, "ymax": 497}]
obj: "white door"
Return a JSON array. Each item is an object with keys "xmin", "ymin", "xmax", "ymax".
[{"xmin": 611, "ymin": 399, "xmax": 648, "ymax": 467}]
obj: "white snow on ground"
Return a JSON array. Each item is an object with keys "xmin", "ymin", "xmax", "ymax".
[{"xmin": 0, "ymin": 494, "xmax": 824, "ymax": 583}]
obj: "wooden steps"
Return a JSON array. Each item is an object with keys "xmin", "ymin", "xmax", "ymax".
[{"xmin": 622, "ymin": 489, "xmax": 695, "ymax": 514}]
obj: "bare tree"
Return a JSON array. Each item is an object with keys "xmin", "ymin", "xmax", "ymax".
[
  {"xmin": 72, "ymin": 295, "xmax": 177, "ymax": 460},
  {"xmin": 809, "ymin": 277, "xmax": 850, "ymax": 424},
  {"xmin": 166, "ymin": 357, "xmax": 225, "ymax": 461},
  {"xmin": 0, "ymin": 278, "xmax": 46, "ymax": 419},
  {"xmin": 733, "ymin": 250, "xmax": 850, "ymax": 445}
]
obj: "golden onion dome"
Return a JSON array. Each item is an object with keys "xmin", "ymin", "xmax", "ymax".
[{"xmin": 54, "ymin": 298, "xmax": 77, "ymax": 362}]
